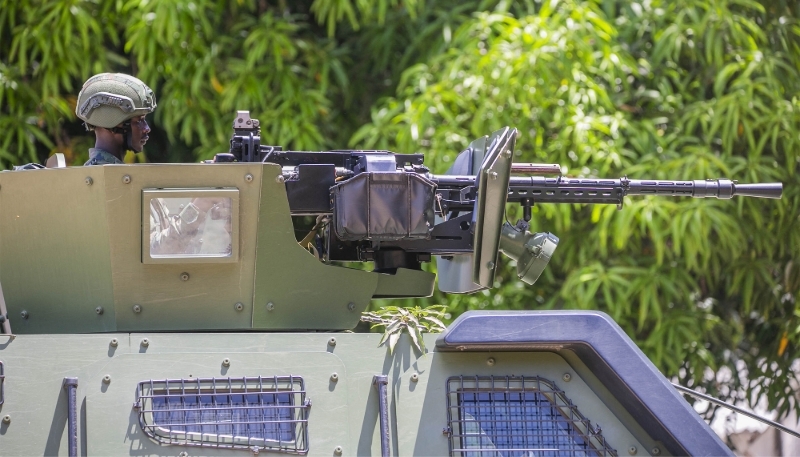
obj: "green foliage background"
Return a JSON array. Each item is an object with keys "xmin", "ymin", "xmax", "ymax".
[{"xmin": 1, "ymin": 0, "xmax": 798, "ymax": 421}]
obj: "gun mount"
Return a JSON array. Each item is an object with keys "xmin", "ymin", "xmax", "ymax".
[{"xmin": 219, "ymin": 110, "xmax": 783, "ymax": 292}]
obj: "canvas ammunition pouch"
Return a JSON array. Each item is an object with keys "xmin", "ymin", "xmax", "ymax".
[{"xmin": 331, "ymin": 172, "xmax": 436, "ymax": 241}]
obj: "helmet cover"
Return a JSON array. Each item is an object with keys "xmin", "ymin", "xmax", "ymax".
[{"xmin": 76, "ymin": 73, "xmax": 156, "ymax": 129}]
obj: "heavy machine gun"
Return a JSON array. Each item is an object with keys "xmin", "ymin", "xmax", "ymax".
[{"xmin": 219, "ymin": 111, "xmax": 783, "ymax": 293}]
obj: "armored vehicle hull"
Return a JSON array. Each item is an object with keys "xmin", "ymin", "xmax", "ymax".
[{"xmin": 0, "ymin": 312, "xmax": 729, "ymax": 456}]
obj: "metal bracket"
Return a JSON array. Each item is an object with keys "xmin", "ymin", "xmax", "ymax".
[
  {"xmin": 0, "ymin": 361, "xmax": 4, "ymax": 406},
  {"xmin": 373, "ymin": 375, "xmax": 390, "ymax": 457}
]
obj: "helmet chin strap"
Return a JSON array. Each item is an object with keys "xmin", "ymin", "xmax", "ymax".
[{"xmin": 109, "ymin": 121, "xmax": 134, "ymax": 153}]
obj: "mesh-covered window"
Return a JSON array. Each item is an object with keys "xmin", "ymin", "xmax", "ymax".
[
  {"xmin": 446, "ymin": 376, "xmax": 617, "ymax": 457},
  {"xmin": 136, "ymin": 376, "xmax": 309, "ymax": 454}
]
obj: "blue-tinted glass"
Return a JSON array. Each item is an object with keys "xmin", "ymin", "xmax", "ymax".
[
  {"xmin": 152, "ymin": 392, "xmax": 295, "ymax": 443},
  {"xmin": 458, "ymin": 391, "xmax": 596, "ymax": 457}
]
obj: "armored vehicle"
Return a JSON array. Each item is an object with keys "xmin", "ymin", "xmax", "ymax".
[{"xmin": 0, "ymin": 113, "xmax": 784, "ymax": 456}]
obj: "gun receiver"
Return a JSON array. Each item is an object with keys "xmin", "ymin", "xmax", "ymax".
[{"xmin": 224, "ymin": 111, "xmax": 784, "ymax": 293}]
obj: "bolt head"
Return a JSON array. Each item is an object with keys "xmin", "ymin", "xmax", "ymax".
[
  {"xmin": 122, "ymin": 175, "xmax": 131, "ymax": 184},
  {"xmin": 245, "ymin": 173, "xmax": 254, "ymax": 183},
  {"xmin": 95, "ymin": 306, "xmax": 104, "ymax": 315},
  {"xmin": 180, "ymin": 272, "xmax": 190, "ymax": 281},
  {"xmin": 275, "ymin": 174, "xmax": 285, "ymax": 183},
  {"xmin": 411, "ymin": 373, "xmax": 419, "ymax": 382},
  {"xmin": 222, "ymin": 358, "xmax": 231, "ymax": 367},
  {"xmin": 651, "ymin": 447, "xmax": 661, "ymax": 455},
  {"xmin": 234, "ymin": 302, "xmax": 244, "ymax": 311},
  {"xmin": 85, "ymin": 177, "xmax": 93, "ymax": 185},
  {"xmin": 328, "ymin": 337, "xmax": 337, "ymax": 346},
  {"xmin": 347, "ymin": 302, "xmax": 356, "ymax": 311},
  {"xmin": 2, "ymin": 415, "xmax": 10, "ymax": 424},
  {"xmin": 110, "ymin": 338, "xmax": 119, "ymax": 347},
  {"xmin": 132, "ymin": 304, "xmax": 142, "ymax": 313},
  {"xmin": 628, "ymin": 446, "xmax": 637, "ymax": 455},
  {"xmin": 20, "ymin": 310, "xmax": 29, "ymax": 319},
  {"xmin": 486, "ymin": 261, "xmax": 495, "ymax": 269},
  {"xmin": 266, "ymin": 302, "xmax": 275, "ymax": 311},
  {"xmin": 103, "ymin": 375, "xmax": 111, "ymax": 384},
  {"xmin": 487, "ymin": 357, "xmax": 496, "ymax": 366},
  {"xmin": 330, "ymin": 373, "xmax": 339, "ymax": 382},
  {"xmin": 562, "ymin": 373, "xmax": 572, "ymax": 382},
  {"xmin": 141, "ymin": 338, "xmax": 149, "ymax": 347}
]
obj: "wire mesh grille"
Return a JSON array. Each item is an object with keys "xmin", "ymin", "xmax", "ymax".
[
  {"xmin": 135, "ymin": 376, "xmax": 309, "ymax": 454},
  {"xmin": 446, "ymin": 375, "xmax": 617, "ymax": 457}
]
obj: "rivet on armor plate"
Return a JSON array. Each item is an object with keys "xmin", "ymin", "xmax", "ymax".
[
  {"xmin": 245, "ymin": 173, "xmax": 254, "ymax": 183},
  {"xmin": 132, "ymin": 304, "xmax": 142, "ymax": 313},
  {"xmin": 330, "ymin": 373, "xmax": 339, "ymax": 382},
  {"xmin": 651, "ymin": 447, "xmax": 661, "ymax": 455},
  {"xmin": 486, "ymin": 357, "xmax": 496, "ymax": 366},
  {"xmin": 266, "ymin": 302, "xmax": 275, "ymax": 311},
  {"xmin": 95, "ymin": 306, "xmax": 103, "ymax": 315},
  {"xmin": 103, "ymin": 375, "xmax": 111, "ymax": 384},
  {"xmin": 122, "ymin": 175, "xmax": 131, "ymax": 184},
  {"xmin": 628, "ymin": 446, "xmax": 637, "ymax": 455},
  {"xmin": 222, "ymin": 358, "xmax": 231, "ymax": 367},
  {"xmin": 85, "ymin": 177, "xmax": 93, "ymax": 185},
  {"xmin": 110, "ymin": 338, "xmax": 119, "ymax": 347},
  {"xmin": 234, "ymin": 302, "xmax": 244, "ymax": 311},
  {"xmin": 20, "ymin": 310, "xmax": 29, "ymax": 319},
  {"xmin": 347, "ymin": 302, "xmax": 356, "ymax": 311},
  {"xmin": 275, "ymin": 174, "xmax": 285, "ymax": 183},
  {"xmin": 411, "ymin": 373, "xmax": 419, "ymax": 382},
  {"xmin": 2, "ymin": 415, "xmax": 10, "ymax": 424},
  {"xmin": 180, "ymin": 272, "xmax": 190, "ymax": 281},
  {"xmin": 328, "ymin": 337, "xmax": 336, "ymax": 346},
  {"xmin": 141, "ymin": 338, "xmax": 149, "ymax": 347},
  {"xmin": 562, "ymin": 373, "xmax": 572, "ymax": 382},
  {"xmin": 334, "ymin": 446, "xmax": 343, "ymax": 455}
]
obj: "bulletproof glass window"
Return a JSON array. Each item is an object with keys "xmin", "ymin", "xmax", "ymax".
[
  {"xmin": 142, "ymin": 188, "xmax": 239, "ymax": 264},
  {"xmin": 136, "ymin": 376, "xmax": 309, "ymax": 453},
  {"xmin": 446, "ymin": 375, "xmax": 617, "ymax": 457}
]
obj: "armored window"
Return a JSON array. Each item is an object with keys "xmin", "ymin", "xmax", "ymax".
[
  {"xmin": 136, "ymin": 376, "xmax": 309, "ymax": 454},
  {"xmin": 142, "ymin": 188, "xmax": 240, "ymax": 264},
  {"xmin": 446, "ymin": 375, "xmax": 617, "ymax": 457}
]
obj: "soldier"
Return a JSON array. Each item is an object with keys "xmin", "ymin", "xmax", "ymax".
[
  {"xmin": 75, "ymin": 73, "xmax": 156, "ymax": 165},
  {"xmin": 76, "ymin": 73, "xmax": 230, "ymax": 256}
]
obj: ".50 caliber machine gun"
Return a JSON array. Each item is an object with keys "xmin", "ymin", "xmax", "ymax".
[{"xmin": 217, "ymin": 111, "xmax": 783, "ymax": 294}]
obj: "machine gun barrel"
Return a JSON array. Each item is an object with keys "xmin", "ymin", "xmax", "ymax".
[{"xmin": 432, "ymin": 175, "xmax": 783, "ymax": 206}]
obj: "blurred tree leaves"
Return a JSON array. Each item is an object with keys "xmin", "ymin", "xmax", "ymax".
[{"xmin": 0, "ymin": 0, "xmax": 798, "ymax": 420}]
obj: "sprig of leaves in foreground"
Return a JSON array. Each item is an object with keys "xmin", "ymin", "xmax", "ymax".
[{"xmin": 361, "ymin": 305, "xmax": 447, "ymax": 355}]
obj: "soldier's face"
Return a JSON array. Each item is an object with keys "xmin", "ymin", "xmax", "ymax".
[{"xmin": 128, "ymin": 115, "xmax": 151, "ymax": 152}]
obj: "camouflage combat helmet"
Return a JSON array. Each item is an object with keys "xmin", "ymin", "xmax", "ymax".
[{"xmin": 76, "ymin": 73, "xmax": 156, "ymax": 129}]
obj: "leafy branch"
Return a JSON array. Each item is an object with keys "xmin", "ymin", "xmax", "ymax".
[{"xmin": 361, "ymin": 305, "xmax": 447, "ymax": 355}]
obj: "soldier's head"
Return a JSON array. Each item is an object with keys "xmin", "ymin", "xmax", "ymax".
[{"xmin": 76, "ymin": 73, "xmax": 156, "ymax": 153}]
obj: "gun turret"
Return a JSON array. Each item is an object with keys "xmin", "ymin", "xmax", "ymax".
[{"xmin": 221, "ymin": 112, "xmax": 783, "ymax": 293}]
